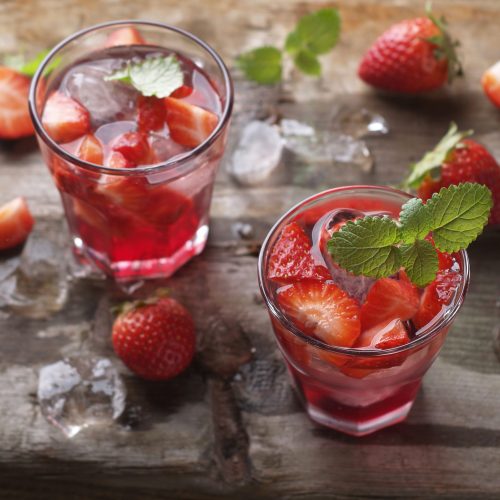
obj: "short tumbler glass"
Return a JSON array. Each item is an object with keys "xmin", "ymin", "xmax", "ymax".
[
  {"xmin": 258, "ymin": 186, "xmax": 469, "ymax": 436},
  {"xmin": 29, "ymin": 21, "xmax": 233, "ymax": 281}
]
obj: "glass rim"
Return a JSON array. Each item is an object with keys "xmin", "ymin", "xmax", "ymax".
[
  {"xmin": 28, "ymin": 19, "xmax": 234, "ymax": 177},
  {"xmin": 257, "ymin": 185, "xmax": 471, "ymax": 358}
]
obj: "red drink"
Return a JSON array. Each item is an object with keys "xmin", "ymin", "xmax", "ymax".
[
  {"xmin": 258, "ymin": 186, "xmax": 469, "ymax": 436},
  {"xmin": 29, "ymin": 22, "xmax": 232, "ymax": 280}
]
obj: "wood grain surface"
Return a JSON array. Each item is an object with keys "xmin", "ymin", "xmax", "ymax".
[{"xmin": 0, "ymin": 1, "xmax": 499, "ymax": 499}]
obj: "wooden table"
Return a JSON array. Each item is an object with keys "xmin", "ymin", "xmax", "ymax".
[{"xmin": 1, "ymin": 1, "xmax": 499, "ymax": 498}]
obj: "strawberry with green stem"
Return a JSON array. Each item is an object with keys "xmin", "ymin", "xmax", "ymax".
[{"xmin": 358, "ymin": 5, "xmax": 462, "ymax": 93}]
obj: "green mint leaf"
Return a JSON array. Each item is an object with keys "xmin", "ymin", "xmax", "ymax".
[
  {"xmin": 399, "ymin": 198, "xmax": 433, "ymax": 244},
  {"xmin": 427, "ymin": 183, "xmax": 492, "ymax": 252},
  {"xmin": 327, "ymin": 217, "xmax": 401, "ymax": 279},
  {"xmin": 285, "ymin": 8, "xmax": 341, "ymax": 56},
  {"xmin": 4, "ymin": 50, "xmax": 60, "ymax": 77},
  {"xmin": 293, "ymin": 50, "xmax": 321, "ymax": 76},
  {"xmin": 400, "ymin": 240, "xmax": 439, "ymax": 287},
  {"xmin": 236, "ymin": 46, "xmax": 282, "ymax": 84},
  {"xmin": 404, "ymin": 122, "xmax": 472, "ymax": 189},
  {"xmin": 106, "ymin": 55, "xmax": 183, "ymax": 98}
]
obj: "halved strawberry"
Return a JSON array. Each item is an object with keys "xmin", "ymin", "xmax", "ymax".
[
  {"xmin": 268, "ymin": 221, "xmax": 330, "ymax": 285},
  {"xmin": 137, "ymin": 95, "xmax": 166, "ymax": 132},
  {"xmin": 0, "ymin": 67, "xmax": 34, "ymax": 139},
  {"xmin": 110, "ymin": 131, "xmax": 152, "ymax": 164},
  {"xmin": 277, "ymin": 281, "xmax": 361, "ymax": 348},
  {"xmin": 414, "ymin": 271, "xmax": 462, "ymax": 330},
  {"xmin": 360, "ymin": 277, "xmax": 420, "ymax": 331},
  {"xmin": 481, "ymin": 61, "xmax": 500, "ymax": 108},
  {"xmin": 164, "ymin": 97, "xmax": 218, "ymax": 148},
  {"xmin": 105, "ymin": 27, "xmax": 145, "ymax": 47},
  {"xmin": 42, "ymin": 92, "xmax": 90, "ymax": 143},
  {"xmin": 76, "ymin": 134, "xmax": 104, "ymax": 165},
  {"xmin": 0, "ymin": 197, "xmax": 34, "ymax": 251}
]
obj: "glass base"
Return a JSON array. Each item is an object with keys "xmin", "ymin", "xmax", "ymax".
[
  {"xmin": 73, "ymin": 225, "xmax": 209, "ymax": 281},
  {"xmin": 305, "ymin": 399, "xmax": 413, "ymax": 436}
]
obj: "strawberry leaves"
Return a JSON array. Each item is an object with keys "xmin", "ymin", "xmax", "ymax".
[
  {"xmin": 237, "ymin": 8, "xmax": 341, "ymax": 84},
  {"xmin": 328, "ymin": 183, "xmax": 492, "ymax": 287}
]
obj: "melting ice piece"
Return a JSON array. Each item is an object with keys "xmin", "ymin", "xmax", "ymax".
[
  {"xmin": 37, "ymin": 357, "xmax": 126, "ymax": 438},
  {"xmin": 311, "ymin": 208, "xmax": 375, "ymax": 302},
  {"xmin": 149, "ymin": 134, "xmax": 189, "ymax": 163},
  {"xmin": 334, "ymin": 108, "xmax": 389, "ymax": 139},
  {"xmin": 2, "ymin": 221, "xmax": 69, "ymax": 319},
  {"xmin": 281, "ymin": 119, "xmax": 374, "ymax": 173},
  {"xmin": 61, "ymin": 59, "xmax": 139, "ymax": 127},
  {"xmin": 226, "ymin": 120, "xmax": 284, "ymax": 186}
]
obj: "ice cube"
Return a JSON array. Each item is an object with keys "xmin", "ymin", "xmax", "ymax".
[
  {"xmin": 226, "ymin": 120, "xmax": 284, "ymax": 186},
  {"xmin": 334, "ymin": 108, "xmax": 389, "ymax": 139},
  {"xmin": 37, "ymin": 357, "xmax": 126, "ymax": 438},
  {"xmin": 282, "ymin": 120, "xmax": 374, "ymax": 173},
  {"xmin": 62, "ymin": 59, "xmax": 139, "ymax": 127},
  {"xmin": 149, "ymin": 134, "xmax": 189, "ymax": 163},
  {"xmin": 1, "ymin": 220, "xmax": 69, "ymax": 319},
  {"xmin": 311, "ymin": 208, "xmax": 375, "ymax": 302}
]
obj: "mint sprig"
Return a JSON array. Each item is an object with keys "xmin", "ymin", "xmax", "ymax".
[
  {"xmin": 105, "ymin": 55, "xmax": 183, "ymax": 98},
  {"xmin": 328, "ymin": 183, "xmax": 492, "ymax": 287},
  {"xmin": 4, "ymin": 50, "xmax": 61, "ymax": 77},
  {"xmin": 236, "ymin": 8, "xmax": 341, "ymax": 84}
]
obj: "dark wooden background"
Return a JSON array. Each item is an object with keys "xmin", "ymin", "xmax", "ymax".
[{"xmin": 0, "ymin": 1, "xmax": 499, "ymax": 499}]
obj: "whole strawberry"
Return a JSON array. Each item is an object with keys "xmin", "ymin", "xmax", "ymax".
[
  {"xmin": 358, "ymin": 8, "xmax": 462, "ymax": 93},
  {"xmin": 112, "ymin": 293, "xmax": 195, "ymax": 381},
  {"xmin": 404, "ymin": 123, "xmax": 500, "ymax": 225}
]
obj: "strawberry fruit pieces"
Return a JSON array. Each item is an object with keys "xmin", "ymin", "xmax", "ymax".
[
  {"xmin": 481, "ymin": 61, "xmax": 500, "ymax": 108},
  {"xmin": 268, "ymin": 222, "xmax": 330, "ymax": 285},
  {"xmin": 105, "ymin": 27, "xmax": 146, "ymax": 47},
  {"xmin": 277, "ymin": 281, "xmax": 361, "ymax": 348},
  {"xmin": 164, "ymin": 97, "xmax": 218, "ymax": 148},
  {"xmin": 110, "ymin": 131, "xmax": 153, "ymax": 165},
  {"xmin": 0, "ymin": 67, "xmax": 34, "ymax": 140},
  {"xmin": 360, "ymin": 277, "xmax": 420, "ymax": 331},
  {"xmin": 42, "ymin": 91, "xmax": 91, "ymax": 144},
  {"xmin": 76, "ymin": 134, "xmax": 104, "ymax": 165},
  {"xmin": 137, "ymin": 95, "xmax": 166, "ymax": 132},
  {"xmin": 0, "ymin": 197, "xmax": 35, "ymax": 251}
]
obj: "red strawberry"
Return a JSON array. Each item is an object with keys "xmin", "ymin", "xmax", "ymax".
[
  {"xmin": 105, "ymin": 27, "xmax": 145, "ymax": 47},
  {"xmin": 0, "ymin": 197, "xmax": 34, "ymax": 251},
  {"xmin": 76, "ymin": 134, "xmax": 104, "ymax": 165},
  {"xmin": 164, "ymin": 97, "xmax": 218, "ymax": 148},
  {"xmin": 268, "ymin": 221, "xmax": 330, "ymax": 285},
  {"xmin": 42, "ymin": 91, "xmax": 90, "ymax": 143},
  {"xmin": 358, "ymin": 10, "xmax": 462, "ymax": 93},
  {"xmin": 137, "ymin": 95, "xmax": 166, "ymax": 132},
  {"xmin": 481, "ymin": 61, "xmax": 500, "ymax": 108},
  {"xmin": 106, "ymin": 151, "xmax": 135, "ymax": 169},
  {"xmin": 170, "ymin": 85, "xmax": 193, "ymax": 99},
  {"xmin": 112, "ymin": 294, "xmax": 195, "ymax": 381},
  {"xmin": 277, "ymin": 281, "xmax": 361, "ymax": 348},
  {"xmin": 406, "ymin": 124, "xmax": 500, "ymax": 225},
  {"xmin": 0, "ymin": 67, "xmax": 34, "ymax": 139},
  {"xmin": 414, "ymin": 271, "xmax": 462, "ymax": 330},
  {"xmin": 361, "ymin": 277, "xmax": 420, "ymax": 331},
  {"xmin": 111, "ymin": 131, "xmax": 152, "ymax": 165}
]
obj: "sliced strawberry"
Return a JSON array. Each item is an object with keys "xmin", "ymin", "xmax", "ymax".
[
  {"xmin": 354, "ymin": 318, "xmax": 410, "ymax": 350},
  {"xmin": 105, "ymin": 27, "xmax": 145, "ymax": 47},
  {"xmin": 111, "ymin": 131, "xmax": 154, "ymax": 165},
  {"xmin": 0, "ymin": 197, "xmax": 34, "ymax": 251},
  {"xmin": 481, "ymin": 61, "xmax": 500, "ymax": 108},
  {"xmin": 277, "ymin": 281, "xmax": 361, "ymax": 348},
  {"xmin": 0, "ymin": 67, "xmax": 34, "ymax": 139},
  {"xmin": 42, "ymin": 92, "xmax": 90, "ymax": 143},
  {"xmin": 164, "ymin": 97, "xmax": 218, "ymax": 148},
  {"xmin": 106, "ymin": 151, "xmax": 135, "ymax": 169},
  {"xmin": 414, "ymin": 271, "xmax": 462, "ymax": 330},
  {"xmin": 76, "ymin": 134, "xmax": 104, "ymax": 165},
  {"xmin": 137, "ymin": 95, "xmax": 166, "ymax": 132},
  {"xmin": 360, "ymin": 277, "xmax": 420, "ymax": 331},
  {"xmin": 268, "ymin": 221, "xmax": 330, "ymax": 285},
  {"xmin": 170, "ymin": 85, "xmax": 193, "ymax": 99}
]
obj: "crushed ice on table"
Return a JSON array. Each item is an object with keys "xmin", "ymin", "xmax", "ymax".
[
  {"xmin": 232, "ymin": 221, "xmax": 255, "ymax": 240},
  {"xmin": 61, "ymin": 60, "xmax": 138, "ymax": 127},
  {"xmin": 334, "ymin": 108, "xmax": 389, "ymax": 139},
  {"xmin": 280, "ymin": 119, "xmax": 374, "ymax": 173},
  {"xmin": 0, "ymin": 222, "xmax": 69, "ymax": 318},
  {"xmin": 37, "ymin": 357, "xmax": 126, "ymax": 438},
  {"xmin": 226, "ymin": 120, "xmax": 285, "ymax": 186},
  {"xmin": 311, "ymin": 208, "xmax": 375, "ymax": 302}
]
